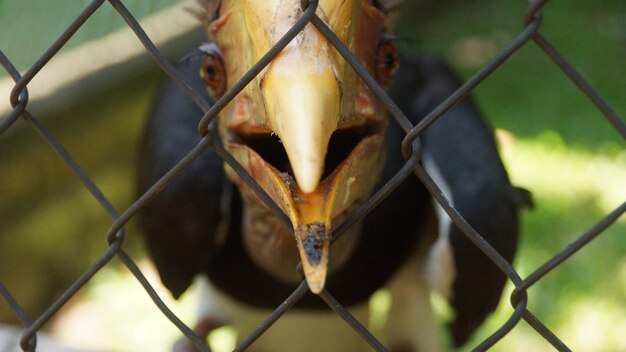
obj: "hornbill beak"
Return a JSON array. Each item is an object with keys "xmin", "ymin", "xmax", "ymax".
[{"xmin": 202, "ymin": 0, "xmax": 392, "ymax": 293}]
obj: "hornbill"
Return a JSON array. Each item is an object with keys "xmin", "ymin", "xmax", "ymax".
[{"xmin": 137, "ymin": 0, "xmax": 531, "ymax": 350}]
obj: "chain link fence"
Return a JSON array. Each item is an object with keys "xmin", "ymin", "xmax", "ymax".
[{"xmin": 1, "ymin": 0, "xmax": 625, "ymax": 351}]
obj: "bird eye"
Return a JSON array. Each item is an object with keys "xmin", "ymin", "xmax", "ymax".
[
  {"xmin": 199, "ymin": 45, "xmax": 226, "ymax": 99},
  {"xmin": 375, "ymin": 36, "xmax": 399, "ymax": 87}
]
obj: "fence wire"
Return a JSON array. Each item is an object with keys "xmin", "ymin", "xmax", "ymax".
[{"xmin": 1, "ymin": 0, "xmax": 625, "ymax": 351}]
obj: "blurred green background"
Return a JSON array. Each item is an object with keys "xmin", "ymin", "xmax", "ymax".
[{"xmin": 1, "ymin": 0, "xmax": 624, "ymax": 351}]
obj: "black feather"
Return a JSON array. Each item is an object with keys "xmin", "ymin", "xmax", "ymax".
[
  {"xmin": 136, "ymin": 53, "xmax": 225, "ymax": 298},
  {"xmin": 388, "ymin": 52, "xmax": 529, "ymax": 346},
  {"xmin": 138, "ymin": 46, "xmax": 528, "ymax": 346}
]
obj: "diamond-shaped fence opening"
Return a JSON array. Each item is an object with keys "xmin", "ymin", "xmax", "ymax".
[{"xmin": 1, "ymin": 0, "xmax": 624, "ymax": 351}]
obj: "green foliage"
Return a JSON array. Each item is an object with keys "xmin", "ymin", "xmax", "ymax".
[
  {"xmin": 0, "ymin": 0, "xmax": 180, "ymax": 75},
  {"xmin": 396, "ymin": 0, "xmax": 626, "ymax": 150},
  {"xmin": 0, "ymin": 74, "xmax": 158, "ymax": 322},
  {"xmin": 396, "ymin": 1, "xmax": 625, "ymax": 349}
]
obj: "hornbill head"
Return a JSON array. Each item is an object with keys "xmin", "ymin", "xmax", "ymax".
[{"xmin": 198, "ymin": 0, "xmax": 398, "ymax": 293}]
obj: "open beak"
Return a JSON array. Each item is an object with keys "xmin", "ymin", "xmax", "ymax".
[
  {"xmin": 227, "ymin": 74, "xmax": 385, "ymax": 293},
  {"xmin": 206, "ymin": 0, "xmax": 389, "ymax": 293}
]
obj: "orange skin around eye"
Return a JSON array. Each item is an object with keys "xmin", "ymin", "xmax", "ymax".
[
  {"xmin": 200, "ymin": 54, "xmax": 227, "ymax": 99},
  {"xmin": 375, "ymin": 39, "xmax": 399, "ymax": 88}
]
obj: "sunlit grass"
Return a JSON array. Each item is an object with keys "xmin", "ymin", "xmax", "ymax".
[
  {"xmin": 457, "ymin": 131, "xmax": 626, "ymax": 352},
  {"xmin": 501, "ymin": 129, "xmax": 625, "ymax": 213},
  {"xmin": 50, "ymin": 261, "xmax": 199, "ymax": 352}
]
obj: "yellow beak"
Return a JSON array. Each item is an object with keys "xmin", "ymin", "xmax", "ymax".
[
  {"xmin": 250, "ymin": 35, "xmax": 348, "ymax": 293},
  {"xmin": 207, "ymin": 0, "xmax": 388, "ymax": 293},
  {"xmin": 263, "ymin": 54, "xmax": 340, "ymax": 194}
]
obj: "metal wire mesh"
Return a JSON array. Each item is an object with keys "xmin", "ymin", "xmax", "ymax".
[{"xmin": 1, "ymin": 0, "xmax": 624, "ymax": 351}]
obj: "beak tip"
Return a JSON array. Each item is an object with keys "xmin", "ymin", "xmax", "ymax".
[
  {"xmin": 289, "ymin": 153, "xmax": 324, "ymax": 194},
  {"xmin": 307, "ymin": 281, "xmax": 324, "ymax": 295},
  {"xmin": 296, "ymin": 174, "xmax": 320, "ymax": 194},
  {"xmin": 295, "ymin": 222, "xmax": 330, "ymax": 294},
  {"xmin": 302, "ymin": 265, "xmax": 327, "ymax": 295}
]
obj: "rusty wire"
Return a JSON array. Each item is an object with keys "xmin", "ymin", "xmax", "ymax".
[{"xmin": 1, "ymin": 0, "xmax": 625, "ymax": 351}]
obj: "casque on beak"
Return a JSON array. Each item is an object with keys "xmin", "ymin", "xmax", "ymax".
[{"xmin": 202, "ymin": 0, "xmax": 391, "ymax": 293}]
